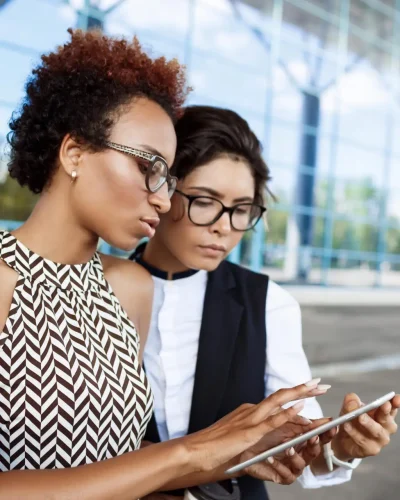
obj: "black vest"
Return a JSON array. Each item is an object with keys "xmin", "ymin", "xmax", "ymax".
[{"xmin": 132, "ymin": 249, "xmax": 269, "ymax": 499}]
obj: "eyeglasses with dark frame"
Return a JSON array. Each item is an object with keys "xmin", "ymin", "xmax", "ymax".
[
  {"xmin": 176, "ymin": 190, "xmax": 267, "ymax": 232},
  {"xmin": 104, "ymin": 140, "xmax": 177, "ymax": 198}
]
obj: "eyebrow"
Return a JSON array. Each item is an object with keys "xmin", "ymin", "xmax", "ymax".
[
  {"xmin": 187, "ymin": 186, "xmax": 254, "ymax": 203},
  {"xmin": 138, "ymin": 144, "xmax": 166, "ymax": 160}
]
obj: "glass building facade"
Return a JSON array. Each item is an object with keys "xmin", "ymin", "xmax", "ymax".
[{"xmin": 1, "ymin": 0, "xmax": 400, "ymax": 287}]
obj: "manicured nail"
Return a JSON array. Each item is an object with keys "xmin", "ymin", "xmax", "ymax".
[
  {"xmin": 316, "ymin": 384, "xmax": 332, "ymax": 392},
  {"xmin": 267, "ymin": 456, "xmax": 274, "ymax": 464},
  {"xmin": 292, "ymin": 401, "xmax": 305, "ymax": 412},
  {"xmin": 305, "ymin": 378, "xmax": 321, "ymax": 387}
]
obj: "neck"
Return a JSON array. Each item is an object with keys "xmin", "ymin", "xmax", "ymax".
[
  {"xmin": 143, "ymin": 235, "xmax": 190, "ymax": 280},
  {"xmin": 12, "ymin": 188, "xmax": 98, "ymax": 265}
]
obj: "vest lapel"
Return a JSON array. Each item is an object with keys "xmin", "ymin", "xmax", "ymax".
[{"xmin": 188, "ymin": 262, "xmax": 244, "ymax": 433}]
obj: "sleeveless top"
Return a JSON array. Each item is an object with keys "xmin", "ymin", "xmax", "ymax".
[{"xmin": 0, "ymin": 230, "xmax": 153, "ymax": 472}]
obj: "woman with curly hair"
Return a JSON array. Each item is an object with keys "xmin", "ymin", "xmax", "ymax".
[{"xmin": 0, "ymin": 29, "xmax": 329, "ymax": 499}]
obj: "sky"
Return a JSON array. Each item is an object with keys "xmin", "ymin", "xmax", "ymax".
[{"xmin": 0, "ymin": 0, "xmax": 399, "ymax": 221}]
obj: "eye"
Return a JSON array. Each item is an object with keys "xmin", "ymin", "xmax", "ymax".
[
  {"xmin": 136, "ymin": 159, "xmax": 149, "ymax": 174},
  {"xmin": 235, "ymin": 206, "xmax": 252, "ymax": 215},
  {"xmin": 192, "ymin": 199, "xmax": 214, "ymax": 207}
]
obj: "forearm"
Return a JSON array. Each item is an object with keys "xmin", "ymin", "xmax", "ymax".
[
  {"xmin": 161, "ymin": 458, "xmax": 239, "ymax": 491},
  {"xmin": 0, "ymin": 440, "xmax": 192, "ymax": 500}
]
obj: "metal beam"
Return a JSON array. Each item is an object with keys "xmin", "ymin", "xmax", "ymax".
[{"xmin": 0, "ymin": 0, "xmax": 13, "ymax": 9}]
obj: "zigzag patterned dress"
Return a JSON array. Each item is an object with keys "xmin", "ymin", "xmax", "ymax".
[{"xmin": 0, "ymin": 230, "xmax": 153, "ymax": 471}]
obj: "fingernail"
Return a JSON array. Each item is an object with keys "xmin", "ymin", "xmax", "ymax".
[
  {"xmin": 305, "ymin": 378, "xmax": 321, "ymax": 387},
  {"xmin": 314, "ymin": 436, "xmax": 320, "ymax": 444},
  {"xmin": 316, "ymin": 384, "xmax": 332, "ymax": 392},
  {"xmin": 288, "ymin": 447, "xmax": 295, "ymax": 456},
  {"xmin": 267, "ymin": 456, "xmax": 274, "ymax": 464},
  {"xmin": 344, "ymin": 423, "xmax": 352, "ymax": 432},
  {"xmin": 360, "ymin": 414, "xmax": 367, "ymax": 423},
  {"xmin": 300, "ymin": 417, "xmax": 313, "ymax": 424},
  {"xmin": 292, "ymin": 401, "xmax": 305, "ymax": 412}
]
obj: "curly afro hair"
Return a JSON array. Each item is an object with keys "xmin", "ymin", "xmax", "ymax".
[{"xmin": 7, "ymin": 29, "xmax": 190, "ymax": 194}]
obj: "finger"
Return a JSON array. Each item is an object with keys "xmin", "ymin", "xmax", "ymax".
[
  {"xmin": 305, "ymin": 417, "xmax": 332, "ymax": 429},
  {"xmin": 391, "ymin": 395, "xmax": 400, "ymax": 409},
  {"xmin": 374, "ymin": 402, "xmax": 392, "ymax": 422},
  {"xmin": 259, "ymin": 400, "xmax": 306, "ymax": 434},
  {"xmin": 341, "ymin": 393, "xmax": 362, "ymax": 415},
  {"xmin": 283, "ymin": 447, "xmax": 307, "ymax": 475},
  {"xmin": 218, "ymin": 403, "xmax": 255, "ymax": 424},
  {"xmin": 301, "ymin": 418, "xmax": 337, "ymax": 445},
  {"xmin": 298, "ymin": 436, "xmax": 322, "ymax": 464},
  {"xmin": 357, "ymin": 413, "xmax": 391, "ymax": 444},
  {"xmin": 255, "ymin": 380, "xmax": 331, "ymax": 419},
  {"xmin": 281, "ymin": 414, "xmax": 312, "ymax": 426},
  {"xmin": 343, "ymin": 422, "xmax": 381, "ymax": 455},
  {"xmin": 374, "ymin": 399, "xmax": 399, "ymax": 429},
  {"xmin": 319, "ymin": 426, "xmax": 338, "ymax": 445},
  {"xmin": 252, "ymin": 456, "xmax": 297, "ymax": 484}
]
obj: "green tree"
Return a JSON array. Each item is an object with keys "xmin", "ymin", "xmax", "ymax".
[{"xmin": 0, "ymin": 174, "xmax": 38, "ymax": 221}]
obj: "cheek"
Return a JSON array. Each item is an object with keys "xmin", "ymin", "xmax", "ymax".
[
  {"xmin": 73, "ymin": 162, "xmax": 149, "ymax": 233},
  {"xmin": 102, "ymin": 163, "xmax": 144, "ymax": 205},
  {"xmin": 87, "ymin": 159, "xmax": 146, "ymax": 211},
  {"xmin": 225, "ymin": 231, "xmax": 244, "ymax": 253},
  {"xmin": 169, "ymin": 196, "xmax": 186, "ymax": 222}
]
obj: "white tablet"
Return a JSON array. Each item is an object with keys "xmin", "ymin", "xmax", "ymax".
[{"xmin": 225, "ymin": 391, "xmax": 395, "ymax": 475}]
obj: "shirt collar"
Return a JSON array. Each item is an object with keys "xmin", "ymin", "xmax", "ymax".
[{"xmin": 130, "ymin": 242, "xmax": 200, "ymax": 281}]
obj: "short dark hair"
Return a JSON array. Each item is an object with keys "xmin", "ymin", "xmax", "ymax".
[
  {"xmin": 7, "ymin": 29, "xmax": 189, "ymax": 194},
  {"xmin": 172, "ymin": 105, "xmax": 271, "ymax": 205}
]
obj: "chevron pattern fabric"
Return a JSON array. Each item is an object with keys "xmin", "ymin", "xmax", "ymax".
[{"xmin": 0, "ymin": 230, "xmax": 153, "ymax": 471}]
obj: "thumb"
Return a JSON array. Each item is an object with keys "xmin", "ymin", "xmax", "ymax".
[{"xmin": 341, "ymin": 393, "xmax": 362, "ymax": 415}]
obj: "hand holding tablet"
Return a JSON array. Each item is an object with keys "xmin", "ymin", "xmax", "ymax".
[{"xmin": 226, "ymin": 391, "xmax": 396, "ymax": 475}]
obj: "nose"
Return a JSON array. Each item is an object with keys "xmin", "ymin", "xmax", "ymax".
[
  {"xmin": 148, "ymin": 182, "xmax": 171, "ymax": 214},
  {"xmin": 210, "ymin": 211, "xmax": 231, "ymax": 236}
]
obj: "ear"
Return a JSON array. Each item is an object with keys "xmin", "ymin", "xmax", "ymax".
[{"xmin": 58, "ymin": 134, "xmax": 85, "ymax": 178}]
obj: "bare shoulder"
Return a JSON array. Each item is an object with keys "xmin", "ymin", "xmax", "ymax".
[
  {"xmin": 100, "ymin": 253, "xmax": 153, "ymax": 292},
  {"xmin": 99, "ymin": 254, "xmax": 154, "ymax": 351},
  {"xmin": 0, "ymin": 259, "xmax": 20, "ymax": 334}
]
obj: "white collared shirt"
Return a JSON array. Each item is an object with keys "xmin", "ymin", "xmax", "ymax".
[{"xmin": 143, "ymin": 270, "xmax": 352, "ymax": 488}]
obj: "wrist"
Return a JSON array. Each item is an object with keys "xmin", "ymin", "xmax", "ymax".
[
  {"xmin": 179, "ymin": 434, "xmax": 242, "ymax": 478},
  {"xmin": 170, "ymin": 437, "xmax": 193, "ymax": 475},
  {"xmin": 331, "ymin": 437, "xmax": 352, "ymax": 463}
]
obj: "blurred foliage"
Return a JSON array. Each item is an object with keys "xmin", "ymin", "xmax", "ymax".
[
  {"xmin": 267, "ymin": 177, "xmax": 400, "ymax": 257},
  {"xmin": 0, "ymin": 174, "xmax": 38, "ymax": 221}
]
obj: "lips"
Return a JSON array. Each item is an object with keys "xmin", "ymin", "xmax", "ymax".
[
  {"xmin": 139, "ymin": 217, "xmax": 160, "ymax": 238},
  {"xmin": 198, "ymin": 244, "xmax": 227, "ymax": 258},
  {"xmin": 200, "ymin": 244, "xmax": 227, "ymax": 252}
]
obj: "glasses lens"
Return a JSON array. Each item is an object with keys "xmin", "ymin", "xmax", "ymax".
[
  {"xmin": 148, "ymin": 159, "xmax": 167, "ymax": 192},
  {"xmin": 168, "ymin": 177, "xmax": 177, "ymax": 198},
  {"xmin": 232, "ymin": 205, "xmax": 263, "ymax": 231},
  {"xmin": 189, "ymin": 197, "xmax": 223, "ymax": 225}
]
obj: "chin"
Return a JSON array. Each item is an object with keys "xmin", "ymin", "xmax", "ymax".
[
  {"xmin": 101, "ymin": 232, "xmax": 140, "ymax": 253},
  {"xmin": 190, "ymin": 256, "xmax": 224, "ymax": 272}
]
